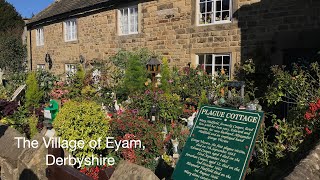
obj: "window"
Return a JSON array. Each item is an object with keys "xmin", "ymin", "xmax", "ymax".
[
  {"xmin": 119, "ymin": 6, "xmax": 138, "ymax": 35},
  {"xmin": 65, "ymin": 64, "xmax": 77, "ymax": 78},
  {"xmin": 36, "ymin": 27, "xmax": 44, "ymax": 46},
  {"xmin": 197, "ymin": 54, "xmax": 231, "ymax": 78},
  {"xmin": 198, "ymin": 0, "xmax": 232, "ymax": 25},
  {"xmin": 36, "ymin": 64, "xmax": 45, "ymax": 70},
  {"xmin": 64, "ymin": 19, "xmax": 77, "ymax": 41}
]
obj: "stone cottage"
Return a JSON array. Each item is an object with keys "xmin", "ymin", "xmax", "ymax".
[{"xmin": 26, "ymin": 0, "xmax": 320, "ymax": 78}]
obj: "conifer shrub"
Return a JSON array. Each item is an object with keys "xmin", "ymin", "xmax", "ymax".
[
  {"xmin": 25, "ymin": 72, "xmax": 43, "ymax": 108},
  {"xmin": 123, "ymin": 54, "xmax": 147, "ymax": 94}
]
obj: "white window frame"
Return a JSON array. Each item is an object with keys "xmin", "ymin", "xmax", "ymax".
[
  {"xmin": 64, "ymin": 19, "xmax": 77, "ymax": 42},
  {"xmin": 36, "ymin": 64, "xmax": 45, "ymax": 70},
  {"xmin": 196, "ymin": 53, "xmax": 231, "ymax": 79},
  {"xmin": 65, "ymin": 64, "xmax": 77, "ymax": 78},
  {"xmin": 36, "ymin": 27, "xmax": 44, "ymax": 46},
  {"xmin": 197, "ymin": 0, "xmax": 232, "ymax": 26},
  {"xmin": 118, "ymin": 5, "xmax": 139, "ymax": 35}
]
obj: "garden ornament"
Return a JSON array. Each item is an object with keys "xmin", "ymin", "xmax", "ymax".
[
  {"xmin": 180, "ymin": 111, "xmax": 197, "ymax": 129},
  {"xmin": 171, "ymin": 138, "xmax": 179, "ymax": 155},
  {"xmin": 161, "ymin": 126, "xmax": 168, "ymax": 140}
]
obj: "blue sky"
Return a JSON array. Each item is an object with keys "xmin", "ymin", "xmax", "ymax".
[{"xmin": 6, "ymin": 0, "xmax": 54, "ymax": 18}]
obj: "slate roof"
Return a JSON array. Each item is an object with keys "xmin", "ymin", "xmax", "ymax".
[{"xmin": 28, "ymin": 0, "xmax": 112, "ymax": 26}]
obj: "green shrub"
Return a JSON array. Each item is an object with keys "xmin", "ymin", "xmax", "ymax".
[
  {"xmin": 53, "ymin": 101, "xmax": 110, "ymax": 160},
  {"xmin": 25, "ymin": 72, "xmax": 43, "ymax": 108},
  {"xmin": 123, "ymin": 54, "xmax": 147, "ymax": 94},
  {"xmin": 266, "ymin": 62, "xmax": 320, "ymax": 107},
  {"xmin": 158, "ymin": 93, "xmax": 183, "ymax": 122},
  {"xmin": 160, "ymin": 57, "xmax": 171, "ymax": 93},
  {"xmin": 36, "ymin": 69, "xmax": 59, "ymax": 101},
  {"xmin": 28, "ymin": 114, "xmax": 38, "ymax": 138},
  {"xmin": 68, "ymin": 65, "xmax": 86, "ymax": 99}
]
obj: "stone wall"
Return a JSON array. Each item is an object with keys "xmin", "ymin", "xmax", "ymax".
[
  {"xmin": 28, "ymin": 0, "xmax": 320, "ymax": 76},
  {"xmin": 0, "ymin": 124, "xmax": 47, "ymax": 180},
  {"xmin": 28, "ymin": 0, "xmax": 254, "ymax": 76}
]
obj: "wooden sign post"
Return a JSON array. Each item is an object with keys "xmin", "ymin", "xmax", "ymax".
[{"xmin": 172, "ymin": 105, "xmax": 264, "ymax": 180}]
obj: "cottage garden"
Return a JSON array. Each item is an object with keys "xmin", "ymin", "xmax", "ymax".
[{"xmin": 1, "ymin": 48, "xmax": 320, "ymax": 179}]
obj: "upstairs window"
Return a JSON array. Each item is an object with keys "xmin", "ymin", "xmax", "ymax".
[
  {"xmin": 197, "ymin": 54, "xmax": 231, "ymax": 79},
  {"xmin": 64, "ymin": 19, "xmax": 77, "ymax": 41},
  {"xmin": 65, "ymin": 64, "xmax": 77, "ymax": 79},
  {"xmin": 119, "ymin": 6, "xmax": 138, "ymax": 35},
  {"xmin": 36, "ymin": 27, "xmax": 44, "ymax": 46},
  {"xmin": 198, "ymin": 0, "xmax": 232, "ymax": 25}
]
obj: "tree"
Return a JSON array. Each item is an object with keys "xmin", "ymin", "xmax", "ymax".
[
  {"xmin": 0, "ymin": 36, "xmax": 26, "ymax": 72},
  {"xmin": 0, "ymin": 0, "xmax": 26, "ymax": 73},
  {"xmin": 0, "ymin": 0, "xmax": 24, "ymax": 36}
]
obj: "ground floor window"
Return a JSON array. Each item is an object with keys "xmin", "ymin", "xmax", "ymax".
[
  {"xmin": 65, "ymin": 64, "xmax": 77, "ymax": 78},
  {"xmin": 197, "ymin": 53, "xmax": 231, "ymax": 79},
  {"xmin": 36, "ymin": 64, "xmax": 45, "ymax": 70}
]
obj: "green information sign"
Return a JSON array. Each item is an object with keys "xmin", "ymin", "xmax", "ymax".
[{"xmin": 172, "ymin": 105, "xmax": 264, "ymax": 180}]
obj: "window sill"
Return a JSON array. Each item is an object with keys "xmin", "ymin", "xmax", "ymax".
[
  {"xmin": 36, "ymin": 45, "xmax": 44, "ymax": 47},
  {"xmin": 197, "ymin": 20, "xmax": 232, "ymax": 27},
  {"xmin": 64, "ymin": 40, "xmax": 78, "ymax": 44},
  {"xmin": 118, "ymin": 32, "xmax": 139, "ymax": 37}
]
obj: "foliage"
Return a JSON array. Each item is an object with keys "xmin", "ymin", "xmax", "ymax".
[
  {"xmin": 1, "ymin": 106, "xmax": 29, "ymax": 134},
  {"xmin": 81, "ymin": 85, "xmax": 97, "ymax": 99},
  {"xmin": 174, "ymin": 65, "xmax": 228, "ymax": 106},
  {"xmin": 68, "ymin": 65, "xmax": 86, "ymax": 99},
  {"xmin": 110, "ymin": 111, "xmax": 164, "ymax": 170},
  {"xmin": 234, "ymin": 59, "xmax": 258, "ymax": 100},
  {"xmin": 80, "ymin": 165, "xmax": 113, "ymax": 180},
  {"xmin": 25, "ymin": 72, "xmax": 43, "ymax": 108},
  {"xmin": 255, "ymin": 124, "xmax": 274, "ymax": 166},
  {"xmin": 50, "ymin": 81, "xmax": 69, "ymax": 100},
  {"xmin": 266, "ymin": 62, "xmax": 320, "ymax": 107},
  {"xmin": 111, "ymin": 48, "xmax": 156, "ymax": 70},
  {"xmin": 0, "ymin": 86, "xmax": 9, "ymax": 99},
  {"xmin": 304, "ymin": 99, "xmax": 320, "ymax": 121},
  {"xmin": 198, "ymin": 90, "xmax": 209, "ymax": 107},
  {"xmin": 0, "ymin": 99, "xmax": 18, "ymax": 118},
  {"xmin": 54, "ymin": 101, "xmax": 110, "ymax": 160},
  {"xmin": 0, "ymin": 0, "xmax": 24, "ymax": 36},
  {"xmin": 36, "ymin": 69, "xmax": 59, "ymax": 101},
  {"xmin": 272, "ymin": 116, "xmax": 304, "ymax": 158},
  {"xmin": 0, "ymin": 36, "xmax": 26, "ymax": 73},
  {"xmin": 123, "ymin": 54, "xmax": 147, "ymax": 94},
  {"xmin": 28, "ymin": 114, "xmax": 38, "ymax": 138},
  {"xmin": 160, "ymin": 57, "xmax": 171, "ymax": 93},
  {"xmin": 165, "ymin": 122, "xmax": 190, "ymax": 150},
  {"xmin": 97, "ymin": 59, "xmax": 124, "ymax": 90},
  {"xmin": 158, "ymin": 93, "xmax": 183, "ymax": 122}
]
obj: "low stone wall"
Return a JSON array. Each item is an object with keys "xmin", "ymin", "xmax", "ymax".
[
  {"xmin": 285, "ymin": 143, "xmax": 320, "ymax": 180},
  {"xmin": 0, "ymin": 124, "xmax": 47, "ymax": 180}
]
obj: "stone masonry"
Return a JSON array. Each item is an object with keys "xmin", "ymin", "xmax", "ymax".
[{"xmin": 27, "ymin": 0, "xmax": 320, "ymax": 76}]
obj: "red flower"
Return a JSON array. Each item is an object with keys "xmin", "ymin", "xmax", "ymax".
[
  {"xmin": 317, "ymin": 99, "xmax": 320, "ymax": 108},
  {"xmin": 305, "ymin": 127, "xmax": 312, "ymax": 135},
  {"xmin": 309, "ymin": 103, "xmax": 318, "ymax": 112},
  {"xmin": 304, "ymin": 112, "xmax": 314, "ymax": 120}
]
